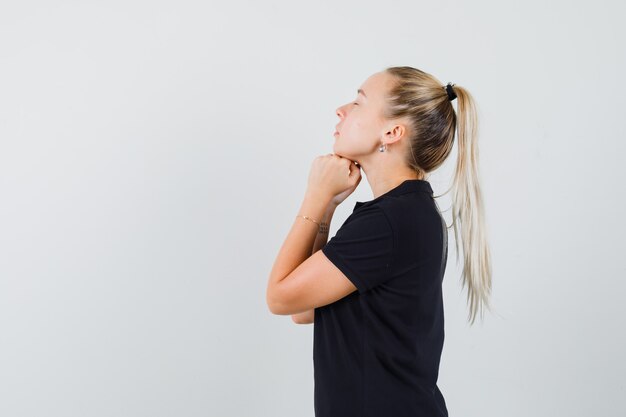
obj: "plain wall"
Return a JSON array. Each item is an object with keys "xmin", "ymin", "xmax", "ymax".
[{"xmin": 1, "ymin": 1, "xmax": 624, "ymax": 416}]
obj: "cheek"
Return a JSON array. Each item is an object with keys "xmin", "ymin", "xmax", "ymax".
[
  {"xmin": 346, "ymin": 116, "xmax": 375, "ymax": 139},
  {"xmin": 338, "ymin": 124, "xmax": 376, "ymax": 152},
  {"xmin": 344, "ymin": 115, "xmax": 367, "ymax": 134}
]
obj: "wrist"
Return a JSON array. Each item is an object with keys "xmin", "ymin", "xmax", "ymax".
[
  {"xmin": 325, "ymin": 201, "xmax": 338, "ymax": 216},
  {"xmin": 304, "ymin": 190, "xmax": 333, "ymax": 207}
]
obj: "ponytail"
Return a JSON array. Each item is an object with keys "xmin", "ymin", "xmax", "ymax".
[{"xmin": 448, "ymin": 86, "xmax": 493, "ymax": 325}]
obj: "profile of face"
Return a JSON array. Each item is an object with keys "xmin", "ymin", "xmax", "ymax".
[{"xmin": 333, "ymin": 71, "xmax": 405, "ymax": 164}]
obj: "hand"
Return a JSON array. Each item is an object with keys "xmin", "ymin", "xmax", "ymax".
[
  {"xmin": 330, "ymin": 162, "xmax": 362, "ymax": 206},
  {"xmin": 306, "ymin": 154, "xmax": 362, "ymax": 205}
]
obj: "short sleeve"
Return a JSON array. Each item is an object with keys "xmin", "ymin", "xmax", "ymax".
[{"xmin": 321, "ymin": 205, "xmax": 395, "ymax": 294}]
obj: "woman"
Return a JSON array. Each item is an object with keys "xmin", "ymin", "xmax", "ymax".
[{"xmin": 266, "ymin": 66, "xmax": 492, "ymax": 417}]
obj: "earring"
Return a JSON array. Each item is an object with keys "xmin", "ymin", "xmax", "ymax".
[{"xmin": 379, "ymin": 143, "xmax": 387, "ymax": 152}]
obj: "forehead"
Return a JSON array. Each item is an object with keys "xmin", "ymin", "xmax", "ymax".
[{"xmin": 358, "ymin": 72, "xmax": 392, "ymax": 99}]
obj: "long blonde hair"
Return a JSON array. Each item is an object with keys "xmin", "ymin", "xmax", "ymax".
[{"xmin": 384, "ymin": 66, "xmax": 492, "ymax": 325}]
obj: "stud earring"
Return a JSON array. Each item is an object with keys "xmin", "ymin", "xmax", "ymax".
[{"xmin": 379, "ymin": 143, "xmax": 387, "ymax": 152}]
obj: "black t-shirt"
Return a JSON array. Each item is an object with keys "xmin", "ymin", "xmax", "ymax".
[{"xmin": 315, "ymin": 179, "xmax": 449, "ymax": 417}]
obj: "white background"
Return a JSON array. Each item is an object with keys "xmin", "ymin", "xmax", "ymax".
[{"xmin": 1, "ymin": 1, "xmax": 624, "ymax": 416}]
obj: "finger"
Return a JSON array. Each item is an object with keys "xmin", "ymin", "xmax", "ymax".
[{"xmin": 349, "ymin": 163, "xmax": 359, "ymax": 178}]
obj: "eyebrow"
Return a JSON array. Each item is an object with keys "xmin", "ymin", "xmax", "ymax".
[{"xmin": 357, "ymin": 89, "xmax": 367, "ymax": 98}]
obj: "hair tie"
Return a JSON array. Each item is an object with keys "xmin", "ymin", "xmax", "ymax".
[{"xmin": 445, "ymin": 82, "xmax": 457, "ymax": 101}]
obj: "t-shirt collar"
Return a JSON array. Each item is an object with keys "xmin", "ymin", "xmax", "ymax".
[{"xmin": 354, "ymin": 179, "xmax": 433, "ymax": 209}]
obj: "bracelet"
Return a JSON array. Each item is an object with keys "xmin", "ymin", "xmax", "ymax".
[{"xmin": 296, "ymin": 215, "xmax": 329, "ymax": 233}]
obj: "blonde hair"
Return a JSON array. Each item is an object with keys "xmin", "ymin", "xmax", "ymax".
[{"xmin": 383, "ymin": 66, "xmax": 493, "ymax": 325}]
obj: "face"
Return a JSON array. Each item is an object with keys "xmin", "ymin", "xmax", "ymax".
[{"xmin": 333, "ymin": 71, "xmax": 403, "ymax": 162}]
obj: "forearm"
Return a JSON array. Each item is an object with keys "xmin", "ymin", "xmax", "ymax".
[
  {"xmin": 311, "ymin": 202, "xmax": 338, "ymax": 255},
  {"xmin": 267, "ymin": 192, "xmax": 332, "ymax": 301},
  {"xmin": 291, "ymin": 202, "xmax": 338, "ymax": 324}
]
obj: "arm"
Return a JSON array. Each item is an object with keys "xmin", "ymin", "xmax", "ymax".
[{"xmin": 291, "ymin": 201, "xmax": 338, "ymax": 324}]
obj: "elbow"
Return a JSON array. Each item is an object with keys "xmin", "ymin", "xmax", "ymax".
[
  {"xmin": 267, "ymin": 302, "xmax": 280, "ymax": 315},
  {"xmin": 266, "ymin": 294, "xmax": 277, "ymax": 315},
  {"xmin": 291, "ymin": 314, "xmax": 314, "ymax": 325},
  {"xmin": 267, "ymin": 279, "xmax": 293, "ymax": 316},
  {"xmin": 266, "ymin": 287, "xmax": 283, "ymax": 315},
  {"xmin": 268, "ymin": 300, "xmax": 287, "ymax": 316},
  {"xmin": 266, "ymin": 282, "xmax": 276, "ymax": 314}
]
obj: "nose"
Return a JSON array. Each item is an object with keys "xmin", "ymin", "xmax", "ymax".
[{"xmin": 336, "ymin": 105, "xmax": 345, "ymax": 119}]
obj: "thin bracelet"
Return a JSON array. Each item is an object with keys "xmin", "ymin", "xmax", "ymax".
[{"xmin": 296, "ymin": 215, "xmax": 329, "ymax": 234}]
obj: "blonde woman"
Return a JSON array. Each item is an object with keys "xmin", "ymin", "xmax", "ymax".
[{"xmin": 266, "ymin": 66, "xmax": 492, "ymax": 417}]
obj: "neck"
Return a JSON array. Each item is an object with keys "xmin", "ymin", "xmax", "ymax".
[{"xmin": 367, "ymin": 171, "xmax": 423, "ymax": 199}]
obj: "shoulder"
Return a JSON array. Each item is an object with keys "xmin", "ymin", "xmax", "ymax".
[
  {"xmin": 376, "ymin": 195, "xmax": 444, "ymax": 248},
  {"xmin": 341, "ymin": 203, "xmax": 395, "ymax": 241},
  {"xmin": 377, "ymin": 194, "xmax": 440, "ymax": 227}
]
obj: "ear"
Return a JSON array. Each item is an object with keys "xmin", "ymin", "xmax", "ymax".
[{"xmin": 383, "ymin": 120, "xmax": 410, "ymax": 146}]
